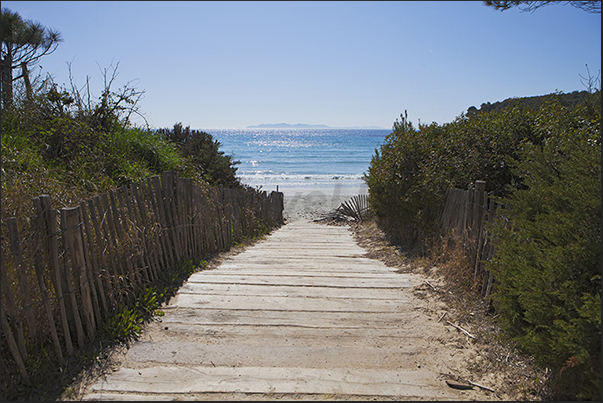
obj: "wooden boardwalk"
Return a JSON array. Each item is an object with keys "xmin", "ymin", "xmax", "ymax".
[{"xmin": 82, "ymin": 220, "xmax": 463, "ymax": 400}]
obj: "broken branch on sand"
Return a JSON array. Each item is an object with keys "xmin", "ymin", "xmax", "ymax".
[
  {"xmin": 467, "ymin": 380, "xmax": 496, "ymax": 393},
  {"xmin": 446, "ymin": 321, "xmax": 476, "ymax": 339}
]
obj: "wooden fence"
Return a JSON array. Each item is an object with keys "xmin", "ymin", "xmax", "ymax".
[
  {"xmin": 1, "ymin": 171, "xmax": 284, "ymax": 382},
  {"xmin": 440, "ymin": 180, "xmax": 502, "ymax": 299}
]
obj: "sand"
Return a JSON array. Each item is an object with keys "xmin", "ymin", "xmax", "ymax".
[{"xmin": 277, "ymin": 184, "xmax": 369, "ymax": 222}]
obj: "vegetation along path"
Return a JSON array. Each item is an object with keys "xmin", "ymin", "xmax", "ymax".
[{"xmin": 79, "ymin": 220, "xmax": 497, "ymax": 401}]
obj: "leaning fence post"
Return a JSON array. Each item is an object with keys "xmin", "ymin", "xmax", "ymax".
[
  {"xmin": 0, "ymin": 256, "xmax": 28, "ymax": 360},
  {"xmin": 60, "ymin": 208, "xmax": 87, "ymax": 349},
  {"xmin": 38, "ymin": 195, "xmax": 74, "ymax": 356},
  {"xmin": 6, "ymin": 217, "xmax": 37, "ymax": 337},
  {"xmin": 62, "ymin": 207, "xmax": 96, "ymax": 342},
  {"xmin": 0, "ymin": 307, "xmax": 29, "ymax": 382},
  {"xmin": 473, "ymin": 180, "xmax": 487, "ymax": 281},
  {"xmin": 30, "ymin": 208, "xmax": 65, "ymax": 366},
  {"xmin": 79, "ymin": 200, "xmax": 107, "ymax": 317}
]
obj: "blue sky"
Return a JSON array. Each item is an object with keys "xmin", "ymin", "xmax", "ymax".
[{"xmin": 3, "ymin": 1, "xmax": 601, "ymax": 129}]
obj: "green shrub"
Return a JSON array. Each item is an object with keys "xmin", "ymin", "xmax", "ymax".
[
  {"xmin": 365, "ymin": 112, "xmax": 447, "ymax": 248},
  {"xmin": 1, "ymin": 69, "xmax": 197, "ymax": 219},
  {"xmin": 365, "ymin": 105, "xmax": 534, "ymax": 249},
  {"xmin": 365, "ymin": 91, "xmax": 601, "ymax": 399},
  {"xmin": 157, "ymin": 123, "xmax": 240, "ymax": 188},
  {"xmin": 487, "ymin": 99, "xmax": 601, "ymax": 400}
]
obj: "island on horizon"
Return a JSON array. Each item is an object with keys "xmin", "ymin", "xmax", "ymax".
[{"xmin": 247, "ymin": 123, "xmax": 387, "ymax": 130}]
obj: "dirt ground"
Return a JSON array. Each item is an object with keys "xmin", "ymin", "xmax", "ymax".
[{"xmin": 344, "ymin": 217, "xmax": 553, "ymax": 401}]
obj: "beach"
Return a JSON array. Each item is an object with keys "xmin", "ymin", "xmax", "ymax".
[
  {"xmin": 279, "ymin": 184, "xmax": 369, "ymax": 222},
  {"xmin": 206, "ymin": 128, "xmax": 385, "ymax": 223}
]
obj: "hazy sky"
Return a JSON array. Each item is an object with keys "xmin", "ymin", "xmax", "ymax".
[{"xmin": 3, "ymin": 1, "xmax": 601, "ymax": 129}]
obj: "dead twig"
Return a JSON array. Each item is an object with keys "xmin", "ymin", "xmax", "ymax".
[
  {"xmin": 437, "ymin": 311, "xmax": 448, "ymax": 323},
  {"xmin": 425, "ymin": 280, "xmax": 437, "ymax": 291},
  {"xmin": 466, "ymin": 380, "xmax": 495, "ymax": 393},
  {"xmin": 446, "ymin": 320, "xmax": 476, "ymax": 339}
]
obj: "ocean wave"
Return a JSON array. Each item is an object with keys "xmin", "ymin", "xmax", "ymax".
[{"xmin": 238, "ymin": 173, "xmax": 366, "ymax": 187}]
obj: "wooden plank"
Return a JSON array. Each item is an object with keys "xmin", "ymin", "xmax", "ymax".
[
  {"xmin": 99, "ymin": 193, "xmax": 125, "ymax": 280},
  {"xmin": 177, "ymin": 177, "xmax": 190, "ymax": 258},
  {"xmin": 473, "ymin": 181, "xmax": 487, "ymax": 281},
  {"xmin": 169, "ymin": 293, "xmax": 411, "ymax": 312},
  {"xmin": 125, "ymin": 341, "xmax": 422, "ymax": 369},
  {"xmin": 186, "ymin": 274, "xmax": 413, "ymax": 289},
  {"xmin": 127, "ymin": 183, "xmax": 152, "ymax": 283},
  {"xmin": 142, "ymin": 177, "xmax": 167, "ymax": 275},
  {"xmin": 175, "ymin": 177, "xmax": 187, "ymax": 258},
  {"xmin": 190, "ymin": 185, "xmax": 202, "ymax": 257},
  {"xmin": 177, "ymin": 282, "xmax": 412, "ymax": 299},
  {"xmin": 189, "ymin": 180, "xmax": 200, "ymax": 255},
  {"xmin": 87, "ymin": 365, "xmax": 454, "ymax": 398},
  {"xmin": 78, "ymin": 202, "xmax": 102, "ymax": 325}
]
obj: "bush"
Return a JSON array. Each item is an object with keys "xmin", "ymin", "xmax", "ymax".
[
  {"xmin": 365, "ymin": 105, "xmax": 535, "ymax": 250},
  {"xmin": 157, "ymin": 123, "xmax": 240, "ymax": 188},
  {"xmin": 365, "ymin": 112, "xmax": 447, "ymax": 248},
  {"xmin": 1, "ymin": 65, "xmax": 191, "ymax": 222},
  {"xmin": 487, "ymin": 98, "xmax": 601, "ymax": 400},
  {"xmin": 365, "ymin": 91, "xmax": 601, "ymax": 399}
]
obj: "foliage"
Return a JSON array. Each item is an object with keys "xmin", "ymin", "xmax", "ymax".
[
  {"xmin": 365, "ymin": 104, "xmax": 535, "ymax": 249},
  {"xmin": 157, "ymin": 122, "xmax": 241, "ymax": 188},
  {"xmin": 1, "ymin": 64, "xmax": 197, "ymax": 223},
  {"xmin": 487, "ymin": 97, "xmax": 601, "ymax": 400},
  {"xmin": 365, "ymin": 88, "xmax": 600, "ymax": 400},
  {"xmin": 1, "ymin": 7, "xmax": 62, "ymax": 109},
  {"xmin": 483, "ymin": 1, "xmax": 601, "ymax": 14},
  {"xmin": 466, "ymin": 90, "xmax": 594, "ymax": 116}
]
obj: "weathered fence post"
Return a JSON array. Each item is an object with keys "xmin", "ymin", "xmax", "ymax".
[
  {"xmin": 86, "ymin": 197, "xmax": 117, "ymax": 310},
  {"xmin": 60, "ymin": 207, "xmax": 91, "ymax": 346},
  {"xmin": 29, "ymin": 204, "xmax": 65, "ymax": 365},
  {"xmin": 0, "ymin": 307, "xmax": 29, "ymax": 381},
  {"xmin": 6, "ymin": 218, "xmax": 37, "ymax": 337},
  {"xmin": 79, "ymin": 200, "xmax": 107, "ymax": 316},
  {"xmin": 473, "ymin": 180, "xmax": 487, "ymax": 281},
  {"xmin": 0, "ymin": 256, "xmax": 28, "ymax": 360},
  {"xmin": 39, "ymin": 195, "xmax": 74, "ymax": 356},
  {"xmin": 2, "ymin": 171, "xmax": 287, "ymax": 384},
  {"xmin": 440, "ymin": 180, "xmax": 500, "ymax": 300}
]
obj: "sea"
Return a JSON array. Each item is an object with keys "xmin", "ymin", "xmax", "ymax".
[{"xmin": 204, "ymin": 128, "xmax": 390, "ymax": 194}]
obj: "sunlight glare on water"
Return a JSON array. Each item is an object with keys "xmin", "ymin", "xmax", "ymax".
[{"xmin": 205, "ymin": 128, "xmax": 389, "ymax": 193}]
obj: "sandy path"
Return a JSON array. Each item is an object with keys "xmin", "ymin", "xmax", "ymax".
[
  {"xmin": 78, "ymin": 219, "xmax": 497, "ymax": 401},
  {"xmin": 280, "ymin": 185, "xmax": 367, "ymax": 222}
]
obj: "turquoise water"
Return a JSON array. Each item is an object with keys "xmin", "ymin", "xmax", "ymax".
[{"xmin": 205, "ymin": 128, "xmax": 389, "ymax": 192}]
